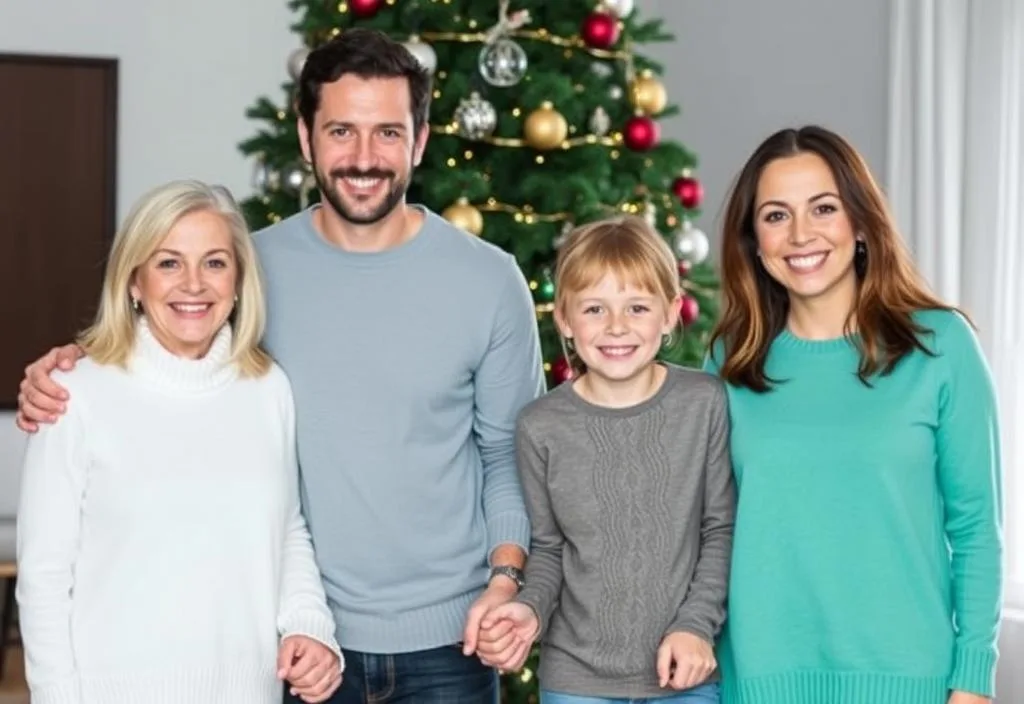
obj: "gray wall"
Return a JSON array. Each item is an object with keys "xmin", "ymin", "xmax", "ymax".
[{"xmin": 644, "ymin": 0, "xmax": 891, "ymax": 246}]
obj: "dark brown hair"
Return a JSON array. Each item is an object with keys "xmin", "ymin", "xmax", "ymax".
[
  {"xmin": 296, "ymin": 28, "xmax": 432, "ymax": 134},
  {"xmin": 709, "ymin": 125, "xmax": 960, "ymax": 391}
]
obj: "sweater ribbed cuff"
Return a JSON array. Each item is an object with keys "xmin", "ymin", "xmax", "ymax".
[
  {"xmin": 280, "ymin": 610, "xmax": 344, "ymax": 667},
  {"xmin": 486, "ymin": 511, "xmax": 531, "ymax": 560},
  {"xmin": 516, "ymin": 590, "xmax": 551, "ymax": 640},
  {"xmin": 30, "ymin": 679, "xmax": 80, "ymax": 704},
  {"xmin": 947, "ymin": 645, "xmax": 997, "ymax": 697}
]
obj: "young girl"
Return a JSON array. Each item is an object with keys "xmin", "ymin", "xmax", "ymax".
[{"xmin": 480, "ymin": 216, "xmax": 735, "ymax": 703}]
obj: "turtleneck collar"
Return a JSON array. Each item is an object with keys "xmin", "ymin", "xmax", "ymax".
[{"xmin": 129, "ymin": 316, "xmax": 238, "ymax": 395}]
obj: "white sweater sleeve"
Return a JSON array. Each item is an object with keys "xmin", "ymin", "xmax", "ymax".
[
  {"xmin": 16, "ymin": 397, "xmax": 88, "ymax": 704},
  {"xmin": 275, "ymin": 380, "xmax": 343, "ymax": 665}
]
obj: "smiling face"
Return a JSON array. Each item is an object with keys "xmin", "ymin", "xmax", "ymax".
[
  {"xmin": 555, "ymin": 273, "xmax": 677, "ymax": 387},
  {"xmin": 129, "ymin": 209, "xmax": 237, "ymax": 359},
  {"xmin": 298, "ymin": 74, "xmax": 428, "ymax": 226},
  {"xmin": 753, "ymin": 152, "xmax": 861, "ymax": 313}
]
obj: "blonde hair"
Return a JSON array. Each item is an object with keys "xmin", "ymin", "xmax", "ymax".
[
  {"xmin": 78, "ymin": 179, "xmax": 272, "ymax": 377},
  {"xmin": 554, "ymin": 215, "xmax": 681, "ymax": 374}
]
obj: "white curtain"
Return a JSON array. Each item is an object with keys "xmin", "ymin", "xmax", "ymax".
[{"xmin": 888, "ymin": 0, "xmax": 1024, "ymax": 693}]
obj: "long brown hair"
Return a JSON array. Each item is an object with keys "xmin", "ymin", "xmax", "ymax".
[{"xmin": 709, "ymin": 125, "xmax": 959, "ymax": 392}]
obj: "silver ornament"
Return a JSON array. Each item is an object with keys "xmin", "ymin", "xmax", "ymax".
[
  {"xmin": 589, "ymin": 106, "xmax": 611, "ymax": 137},
  {"xmin": 478, "ymin": 37, "xmax": 528, "ymax": 87},
  {"xmin": 454, "ymin": 92, "xmax": 498, "ymax": 140},
  {"xmin": 591, "ymin": 61, "xmax": 614, "ymax": 78},
  {"xmin": 253, "ymin": 160, "xmax": 280, "ymax": 192},
  {"xmin": 281, "ymin": 162, "xmax": 309, "ymax": 193},
  {"xmin": 287, "ymin": 47, "xmax": 309, "ymax": 80},
  {"xmin": 602, "ymin": 0, "xmax": 635, "ymax": 18},
  {"xmin": 673, "ymin": 221, "xmax": 710, "ymax": 264},
  {"xmin": 403, "ymin": 36, "xmax": 437, "ymax": 75},
  {"xmin": 608, "ymin": 85, "xmax": 624, "ymax": 100}
]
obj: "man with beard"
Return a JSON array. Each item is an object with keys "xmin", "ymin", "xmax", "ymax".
[{"xmin": 15, "ymin": 28, "xmax": 544, "ymax": 704}]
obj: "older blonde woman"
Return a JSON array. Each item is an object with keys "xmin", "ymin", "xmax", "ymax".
[{"xmin": 15, "ymin": 180, "xmax": 342, "ymax": 704}]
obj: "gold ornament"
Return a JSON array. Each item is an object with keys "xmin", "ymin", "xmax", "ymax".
[
  {"xmin": 524, "ymin": 101, "xmax": 569, "ymax": 150},
  {"xmin": 442, "ymin": 197, "xmax": 484, "ymax": 235},
  {"xmin": 629, "ymin": 70, "xmax": 667, "ymax": 115}
]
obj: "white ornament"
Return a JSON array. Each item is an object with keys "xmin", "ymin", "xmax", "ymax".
[
  {"xmin": 589, "ymin": 106, "xmax": 611, "ymax": 137},
  {"xmin": 673, "ymin": 221, "xmax": 710, "ymax": 264},
  {"xmin": 287, "ymin": 47, "xmax": 309, "ymax": 80},
  {"xmin": 601, "ymin": 0, "xmax": 635, "ymax": 18},
  {"xmin": 591, "ymin": 61, "xmax": 614, "ymax": 78},
  {"xmin": 403, "ymin": 36, "xmax": 437, "ymax": 75},
  {"xmin": 478, "ymin": 37, "xmax": 528, "ymax": 87},
  {"xmin": 643, "ymin": 202, "xmax": 657, "ymax": 227},
  {"xmin": 454, "ymin": 92, "xmax": 498, "ymax": 140},
  {"xmin": 608, "ymin": 85, "xmax": 624, "ymax": 100},
  {"xmin": 553, "ymin": 220, "xmax": 574, "ymax": 248}
]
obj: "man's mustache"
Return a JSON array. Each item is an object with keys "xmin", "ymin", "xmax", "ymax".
[{"xmin": 329, "ymin": 168, "xmax": 395, "ymax": 180}]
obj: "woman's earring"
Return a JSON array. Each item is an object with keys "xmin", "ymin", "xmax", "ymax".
[
  {"xmin": 855, "ymin": 239, "xmax": 868, "ymax": 277},
  {"xmin": 131, "ymin": 297, "xmax": 141, "ymax": 313},
  {"xmin": 662, "ymin": 333, "xmax": 672, "ymax": 348},
  {"xmin": 565, "ymin": 338, "xmax": 575, "ymax": 351}
]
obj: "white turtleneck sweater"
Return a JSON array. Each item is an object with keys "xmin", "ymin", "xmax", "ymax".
[{"xmin": 15, "ymin": 320, "xmax": 341, "ymax": 704}]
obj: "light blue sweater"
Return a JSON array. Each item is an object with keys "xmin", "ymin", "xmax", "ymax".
[{"xmin": 253, "ymin": 206, "xmax": 543, "ymax": 653}]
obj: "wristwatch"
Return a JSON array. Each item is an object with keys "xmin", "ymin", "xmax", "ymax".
[{"xmin": 489, "ymin": 565, "xmax": 525, "ymax": 592}]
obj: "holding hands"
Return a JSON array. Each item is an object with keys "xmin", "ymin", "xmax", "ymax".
[
  {"xmin": 462, "ymin": 579, "xmax": 537, "ymax": 673},
  {"xmin": 656, "ymin": 631, "xmax": 716, "ymax": 691},
  {"xmin": 476, "ymin": 602, "xmax": 539, "ymax": 673},
  {"xmin": 277, "ymin": 635, "xmax": 343, "ymax": 703}
]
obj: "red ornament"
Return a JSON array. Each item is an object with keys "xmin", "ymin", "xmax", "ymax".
[
  {"xmin": 551, "ymin": 356, "xmax": 575, "ymax": 385},
  {"xmin": 679, "ymin": 295, "xmax": 700, "ymax": 326},
  {"xmin": 581, "ymin": 11, "xmax": 620, "ymax": 49},
  {"xmin": 348, "ymin": 0, "xmax": 382, "ymax": 18},
  {"xmin": 672, "ymin": 175, "xmax": 704, "ymax": 209},
  {"xmin": 623, "ymin": 116, "xmax": 659, "ymax": 151},
  {"xmin": 678, "ymin": 258, "xmax": 692, "ymax": 277}
]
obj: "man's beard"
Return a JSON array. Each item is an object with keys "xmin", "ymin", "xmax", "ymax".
[{"xmin": 313, "ymin": 162, "xmax": 410, "ymax": 226}]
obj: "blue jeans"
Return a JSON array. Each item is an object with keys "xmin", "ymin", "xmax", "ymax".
[
  {"xmin": 540, "ymin": 682, "xmax": 720, "ymax": 704},
  {"xmin": 283, "ymin": 644, "xmax": 497, "ymax": 703}
]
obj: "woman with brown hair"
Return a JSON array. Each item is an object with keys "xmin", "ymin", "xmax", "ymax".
[{"xmin": 705, "ymin": 125, "xmax": 1003, "ymax": 704}]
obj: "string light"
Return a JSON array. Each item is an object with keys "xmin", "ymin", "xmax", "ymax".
[
  {"xmin": 419, "ymin": 27, "xmax": 631, "ymax": 60},
  {"xmin": 432, "ymin": 123, "xmax": 622, "ymax": 149}
]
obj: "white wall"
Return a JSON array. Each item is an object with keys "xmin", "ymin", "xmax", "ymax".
[
  {"xmin": 644, "ymin": 0, "xmax": 891, "ymax": 240},
  {"xmin": 0, "ymin": 0, "xmax": 298, "ymax": 486}
]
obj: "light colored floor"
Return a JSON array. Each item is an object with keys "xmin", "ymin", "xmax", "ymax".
[{"xmin": 0, "ymin": 645, "xmax": 27, "ymax": 704}]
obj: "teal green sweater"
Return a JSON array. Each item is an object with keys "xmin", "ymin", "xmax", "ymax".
[{"xmin": 705, "ymin": 309, "xmax": 1003, "ymax": 704}]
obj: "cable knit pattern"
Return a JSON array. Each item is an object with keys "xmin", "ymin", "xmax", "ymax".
[
  {"xmin": 16, "ymin": 319, "xmax": 340, "ymax": 704},
  {"xmin": 589, "ymin": 408, "xmax": 674, "ymax": 677},
  {"xmin": 516, "ymin": 365, "xmax": 735, "ymax": 698}
]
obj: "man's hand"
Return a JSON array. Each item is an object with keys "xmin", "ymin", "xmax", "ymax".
[
  {"xmin": 462, "ymin": 579, "xmax": 518, "ymax": 658},
  {"xmin": 656, "ymin": 631, "xmax": 716, "ymax": 691},
  {"xmin": 476, "ymin": 601, "xmax": 538, "ymax": 673},
  {"xmin": 948, "ymin": 692, "xmax": 991, "ymax": 704},
  {"xmin": 277, "ymin": 635, "xmax": 343, "ymax": 704},
  {"xmin": 16, "ymin": 344, "xmax": 84, "ymax": 432}
]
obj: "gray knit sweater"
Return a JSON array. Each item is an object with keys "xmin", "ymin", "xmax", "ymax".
[{"xmin": 515, "ymin": 364, "xmax": 735, "ymax": 698}]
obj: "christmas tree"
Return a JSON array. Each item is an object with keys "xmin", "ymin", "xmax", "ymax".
[{"xmin": 239, "ymin": 0, "xmax": 719, "ymax": 395}]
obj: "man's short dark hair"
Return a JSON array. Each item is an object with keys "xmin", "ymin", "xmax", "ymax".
[{"xmin": 296, "ymin": 28, "xmax": 432, "ymax": 135}]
